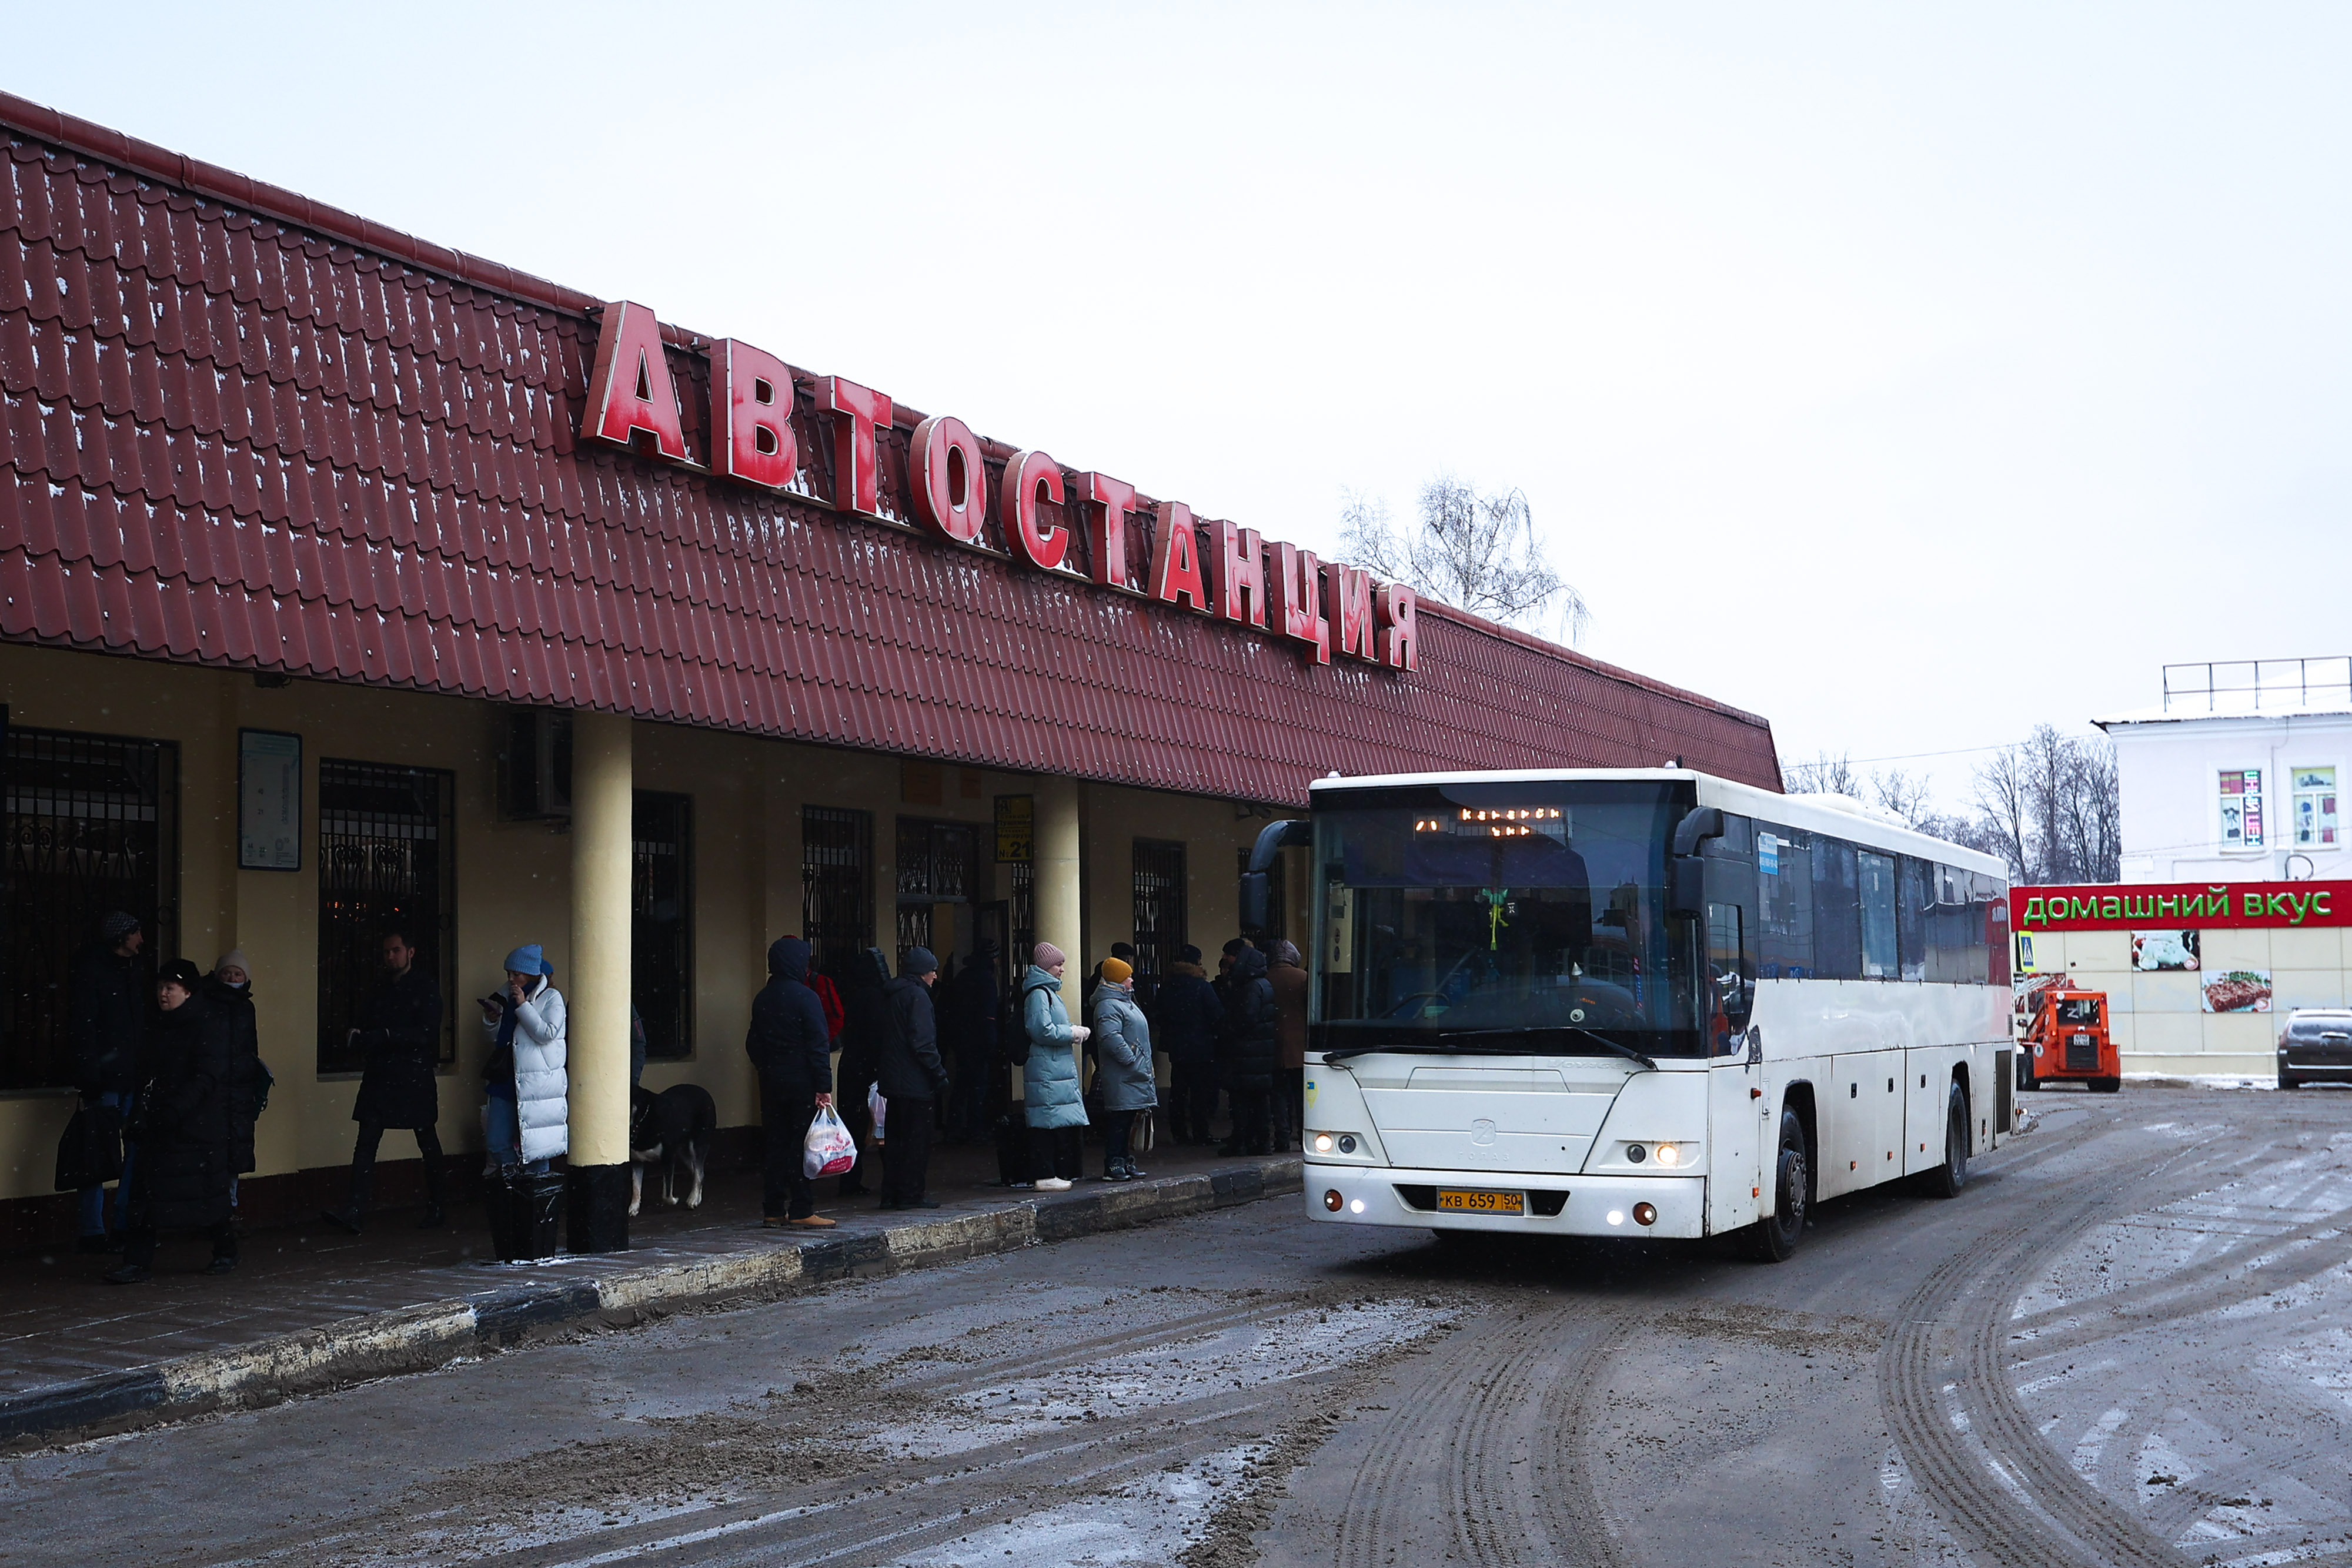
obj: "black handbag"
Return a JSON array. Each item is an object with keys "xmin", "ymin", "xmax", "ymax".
[{"xmin": 54, "ymin": 1101, "xmax": 125, "ymax": 1191}]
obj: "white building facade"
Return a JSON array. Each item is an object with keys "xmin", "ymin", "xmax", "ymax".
[
  {"xmin": 2011, "ymin": 659, "xmax": 2350, "ymax": 1079},
  {"xmin": 2103, "ymin": 658, "xmax": 2349, "ymax": 885}
]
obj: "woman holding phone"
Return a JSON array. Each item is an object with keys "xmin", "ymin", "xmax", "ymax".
[{"xmin": 479, "ymin": 944, "xmax": 567, "ymax": 1174}]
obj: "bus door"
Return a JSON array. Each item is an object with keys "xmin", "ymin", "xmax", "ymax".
[{"xmin": 1700, "ymin": 830, "xmax": 1764, "ymax": 1237}]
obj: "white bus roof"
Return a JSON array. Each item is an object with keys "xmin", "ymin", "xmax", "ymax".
[{"xmin": 1306, "ymin": 768, "xmax": 2008, "ymax": 880}]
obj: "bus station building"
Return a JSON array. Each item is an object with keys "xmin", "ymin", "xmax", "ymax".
[{"xmin": 0, "ymin": 93, "xmax": 1782, "ymax": 1251}]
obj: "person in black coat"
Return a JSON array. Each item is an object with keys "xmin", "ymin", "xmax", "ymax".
[
  {"xmin": 202, "ymin": 951, "xmax": 266, "ymax": 1188},
  {"xmin": 746, "ymin": 937, "xmax": 836, "ymax": 1227},
  {"xmin": 875, "ymin": 947, "xmax": 951, "ymax": 1210},
  {"xmin": 1216, "ymin": 943, "xmax": 1277, "ymax": 1157},
  {"xmin": 1151, "ymin": 945, "xmax": 1225, "ymax": 1145},
  {"xmin": 832, "ymin": 948, "xmax": 891, "ymax": 1197},
  {"xmin": 323, "ymin": 928, "xmax": 447, "ymax": 1233},
  {"xmin": 945, "ymin": 941, "xmax": 1000, "ymax": 1142},
  {"xmin": 106, "ymin": 960, "xmax": 238, "ymax": 1283},
  {"xmin": 68, "ymin": 911, "xmax": 146, "ymax": 1248}
]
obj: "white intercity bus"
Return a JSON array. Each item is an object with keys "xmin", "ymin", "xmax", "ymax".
[{"xmin": 1245, "ymin": 770, "xmax": 2016, "ymax": 1259}]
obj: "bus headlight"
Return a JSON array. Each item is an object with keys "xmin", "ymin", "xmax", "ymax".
[
  {"xmin": 1309, "ymin": 1131, "xmax": 1364, "ymax": 1157},
  {"xmin": 1313, "ymin": 1132, "xmax": 1334, "ymax": 1154},
  {"xmin": 1655, "ymin": 1143, "xmax": 1680, "ymax": 1167}
]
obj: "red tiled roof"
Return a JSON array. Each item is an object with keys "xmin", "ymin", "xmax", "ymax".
[{"xmin": 0, "ymin": 92, "xmax": 1780, "ymax": 804}]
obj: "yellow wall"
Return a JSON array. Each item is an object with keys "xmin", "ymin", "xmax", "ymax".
[
  {"xmin": 0, "ymin": 644, "xmax": 1283, "ymax": 1204},
  {"xmin": 2017, "ymin": 925, "xmax": 2346, "ymax": 1074}
]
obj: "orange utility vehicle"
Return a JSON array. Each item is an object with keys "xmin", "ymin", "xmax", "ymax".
[{"xmin": 2017, "ymin": 987, "xmax": 2120, "ymax": 1093}]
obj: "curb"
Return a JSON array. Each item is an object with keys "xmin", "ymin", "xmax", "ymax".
[{"xmin": 0, "ymin": 1158, "xmax": 1301, "ymax": 1450}]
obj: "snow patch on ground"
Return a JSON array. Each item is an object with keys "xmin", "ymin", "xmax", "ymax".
[{"xmin": 892, "ymin": 1443, "xmax": 1267, "ymax": 1567}]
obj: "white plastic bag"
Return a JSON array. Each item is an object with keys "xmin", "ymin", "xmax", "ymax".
[
  {"xmin": 803, "ymin": 1105, "xmax": 857, "ymax": 1178},
  {"xmin": 868, "ymin": 1084, "xmax": 888, "ymax": 1145}
]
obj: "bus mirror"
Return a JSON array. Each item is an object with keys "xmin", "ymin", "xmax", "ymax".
[
  {"xmin": 1671, "ymin": 807, "xmax": 1725, "ymax": 857},
  {"xmin": 1240, "ymin": 870, "xmax": 1271, "ymax": 934},
  {"xmin": 1669, "ymin": 857, "xmax": 1706, "ymax": 917}
]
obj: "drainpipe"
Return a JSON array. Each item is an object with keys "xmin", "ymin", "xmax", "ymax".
[{"xmin": 567, "ymin": 711, "xmax": 633, "ymax": 1252}]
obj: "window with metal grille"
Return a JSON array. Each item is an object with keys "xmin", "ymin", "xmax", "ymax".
[
  {"xmin": 1132, "ymin": 840, "xmax": 1187, "ymax": 1009},
  {"xmin": 2, "ymin": 727, "xmax": 179, "ymax": 1092},
  {"xmin": 634, "ymin": 791, "xmax": 693, "ymax": 1061},
  {"xmin": 803, "ymin": 805, "xmax": 874, "ymax": 983},
  {"xmin": 896, "ymin": 818, "xmax": 977, "ymax": 972},
  {"xmin": 318, "ymin": 760, "xmax": 455, "ymax": 1076},
  {"xmin": 1010, "ymin": 860, "xmax": 1034, "ymax": 972}
]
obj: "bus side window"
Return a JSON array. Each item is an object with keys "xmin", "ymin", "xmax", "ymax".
[{"xmin": 1896, "ymin": 857, "xmax": 1929, "ymax": 981}]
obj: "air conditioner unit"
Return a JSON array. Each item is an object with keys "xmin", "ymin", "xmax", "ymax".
[{"xmin": 497, "ymin": 709, "xmax": 573, "ymax": 820}]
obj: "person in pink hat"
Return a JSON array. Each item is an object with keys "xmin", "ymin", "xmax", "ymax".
[{"xmin": 1015, "ymin": 943, "xmax": 1088, "ymax": 1190}]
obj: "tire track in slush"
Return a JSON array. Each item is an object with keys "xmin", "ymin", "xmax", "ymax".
[
  {"xmin": 206, "ymin": 1288, "xmax": 1348, "ymax": 1568},
  {"xmin": 1880, "ymin": 1139, "xmax": 2246, "ymax": 1568},
  {"xmin": 1327, "ymin": 1302, "xmax": 1626, "ymax": 1568}
]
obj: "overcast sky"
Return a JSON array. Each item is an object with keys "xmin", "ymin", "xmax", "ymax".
[{"xmin": 10, "ymin": 5, "xmax": 2346, "ymax": 808}]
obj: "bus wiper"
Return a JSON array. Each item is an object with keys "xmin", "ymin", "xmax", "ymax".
[
  {"xmin": 1436, "ymin": 1027, "xmax": 1658, "ymax": 1071},
  {"xmin": 1322, "ymin": 1040, "xmax": 1539, "ymax": 1063},
  {"xmin": 1321, "ymin": 1029, "xmax": 1658, "ymax": 1071}
]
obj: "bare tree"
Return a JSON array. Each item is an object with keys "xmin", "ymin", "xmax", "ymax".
[
  {"xmin": 1339, "ymin": 477, "xmax": 1591, "ymax": 642},
  {"xmin": 1967, "ymin": 726, "xmax": 2120, "ymax": 882},
  {"xmin": 1868, "ymin": 768, "xmax": 1937, "ymax": 831},
  {"xmin": 1776, "ymin": 727, "xmax": 2120, "ymax": 883},
  {"xmin": 1781, "ymin": 750, "xmax": 1861, "ymax": 798},
  {"xmin": 1970, "ymin": 744, "xmax": 2035, "ymax": 880}
]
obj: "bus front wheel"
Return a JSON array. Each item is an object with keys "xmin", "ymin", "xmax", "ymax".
[{"xmin": 1736, "ymin": 1109, "xmax": 1810, "ymax": 1262}]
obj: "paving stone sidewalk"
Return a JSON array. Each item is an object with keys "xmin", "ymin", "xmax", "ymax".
[{"xmin": 0, "ymin": 1139, "xmax": 1302, "ymax": 1443}]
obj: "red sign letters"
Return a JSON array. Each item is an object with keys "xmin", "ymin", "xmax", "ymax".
[{"xmin": 582, "ymin": 303, "xmax": 1419, "ymax": 671}]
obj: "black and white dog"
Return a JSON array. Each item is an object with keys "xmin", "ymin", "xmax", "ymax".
[{"xmin": 629, "ymin": 1084, "xmax": 716, "ymax": 1216}]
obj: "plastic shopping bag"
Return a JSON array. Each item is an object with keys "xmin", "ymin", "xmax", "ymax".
[
  {"xmin": 868, "ymin": 1084, "xmax": 888, "ymax": 1145},
  {"xmin": 803, "ymin": 1105, "xmax": 857, "ymax": 1178}
]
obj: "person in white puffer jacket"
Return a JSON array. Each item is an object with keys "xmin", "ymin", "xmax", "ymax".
[{"xmin": 478, "ymin": 944, "xmax": 567, "ymax": 1172}]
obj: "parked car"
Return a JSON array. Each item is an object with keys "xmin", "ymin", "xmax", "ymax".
[{"xmin": 2277, "ymin": 1008, "xmax": 2352, "ymax": 1089}]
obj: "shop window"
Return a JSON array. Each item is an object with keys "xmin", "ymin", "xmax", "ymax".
[
  {"xmin": 2293, "ymin": 766, "xmax": 2338, "ymax": 849},
  {"xmin": 318, "ymin": 760, "xmax": 455, "ymax": 1076},
  {"xmin": 2219, "ymin": 767, "xmax": 2266, "ymax": 851},
  {"xmin": 1, "ymin": 728, "xmax": 179, "ymax": 1092},
  {"xmin": 1858, "ymin": 851, "xmax": 1897, "ymax": 979},
  {"xmin": 1132, "ymin": 840, "xmax": 1188, "ymax": 1008},
  {"xmin": 633, "ymin": 792, "xmax": 693, "ymax": 1061},
  {"xmin": 802, "ymin": 805, "xmax": 874, "ymax": 983}
]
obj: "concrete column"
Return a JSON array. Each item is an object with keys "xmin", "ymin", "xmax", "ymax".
[
  {"xmin": 1034, "ymin": 775, "xmax": 1083, "ymax": 969},
  {"xmin": 567, "ymin": 711, "xmax": 633, "ymax": 1252},
  {"xmin": 1033, "ymin": 775, "xmax": 1084, "ymax": 1097}
]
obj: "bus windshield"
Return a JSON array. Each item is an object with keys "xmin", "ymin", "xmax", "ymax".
[{"xmin": 1311, "ymin": 778, "xmax": 1702, "ymax": 1056}]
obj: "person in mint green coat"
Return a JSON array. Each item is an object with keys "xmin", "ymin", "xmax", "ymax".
[{"xmin": 1019, "ymin": 942, "xmax": 1088, "ymax": 1189}]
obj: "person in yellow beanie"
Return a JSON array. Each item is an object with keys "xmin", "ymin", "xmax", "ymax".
[{"xmin": 1090, "ymin": 955, "xmax": 1158, "ymax": 1181}]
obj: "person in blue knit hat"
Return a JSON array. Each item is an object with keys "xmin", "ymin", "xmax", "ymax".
[{"xmin": 478, "ymin": 944, "xmax": 567, "ymax": 1173}]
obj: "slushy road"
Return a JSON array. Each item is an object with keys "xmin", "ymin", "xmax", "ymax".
[{"xmin": 4, "ymin": 1085, "xmax": 2346, "ymax": 1568}]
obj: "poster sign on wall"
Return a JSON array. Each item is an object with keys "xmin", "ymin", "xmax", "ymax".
[
  {"xmin": 2201, "ymin": 969, "xmax": 2273, "ymax": 1014},
  {"xmin": 238, "ymin": 729, "xmax": 302, "ymax": 871},
  {"xmin": 993, "ymin": 795, "xmax": 1034, "ymax": 864},
  {"xmin": 2131, "ymin": 930, "xmax": 2200, "ymax": 972}
]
